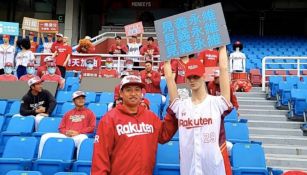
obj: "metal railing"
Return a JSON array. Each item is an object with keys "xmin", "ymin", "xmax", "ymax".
[
  {"xmin": 33, "ymin": 53, "xmax": 161, "ymax": 73},
  {"xmin": 261, "ymin": 56, "xmax": 307, "ymax": 91}
]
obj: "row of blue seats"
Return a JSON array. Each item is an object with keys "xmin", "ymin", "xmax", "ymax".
[
  {"xmin": 4, "ymin": 171, "xmax": 86, "ymax": 175},
  {"xmin": 268, "ymin": 76, "xmax": 307, "ymax": 98},
  {"xmin": 0, "ymin": 136, "xmax": 93, "ymax": 175}
]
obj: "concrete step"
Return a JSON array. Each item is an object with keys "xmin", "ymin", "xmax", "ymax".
[
  {"xmin": 249, "ymin": 127, "xmax": 302, "ymax": 136},
  {"xmin": 250, "ymin": 135, "xmax": 307, "ymax": 145},
  {"xmin": 239, "ymin": 109, "xmax": 288, "ymax": 115},
  {"xmin": 272, "ymin": 166, "xmax": 307, "ymax": 173},
  {"xmin": 239, "ymin": 104, "xmax": 276, "ymax": 110},
  {"xmin": 266, "ymin": 154, "xmax": 307, "ymax": 169},
  {"xmin": 237, "ymin": 99, "xmax": 276, "ymax": 105},
  {"xmin": 250, "ymin": 87, "xmax": 264, "ymax": 92},
  {"xmin": 237, "ymin": 96, "xmax": 267, "ymax": 100},
  {"xmin": 248, "ymin": 120, "xmax": 303, "ymax": 129},
  {"xmin": 235, "ymin": 92, "xmax": 267, "ymax": 98},
  {"xmin": 263, "ymin": 144, "xmax": 307, "ymax": 156},
  {"xmin": 241, "ymin": 114, "xmax": 287, "ymax": 122}
]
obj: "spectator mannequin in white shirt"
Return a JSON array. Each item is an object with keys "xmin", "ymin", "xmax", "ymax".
[
  {"xmin": 126, "ymin": 34, "xmax": 143, "ymax": 70},
  {"xmin": 229, "ymin": 41, "xmax": 246, "ymax": 73},
  {"xmin": 41, "ymin": 33, "xmax": 54, "ymax": 53},
  {"xmin": 0, "ymin": 35, "xmax": 17, "ymax": 75}
]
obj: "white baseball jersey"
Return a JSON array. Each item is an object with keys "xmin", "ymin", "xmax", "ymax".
[
  {"xmin": 170, "ymin": 95, "xmax": 232, "ymax": 175},
  {"xmin": 230, "ymin": 51, "xmax": 246, "ymax": 72},
  {"xmin": 127, "ymin": 43, "xmax": 142, "ymax": 61},
  {"xmin": 43, "ymin": 42, "xmax": 53, "ymax": 53},
  {"xmin": 0, "ymin": 44, "xmax": 15, "ymax": 69},
  {"xmin": 16, "ymin": 50, "xmax": 35, "ymax": 67}
]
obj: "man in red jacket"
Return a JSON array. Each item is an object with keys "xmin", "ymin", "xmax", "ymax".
[
  {"xmin": 53, "ymin": 36, "xmax": 72, "ymax": 78},
  {"xmin": 207, "ymin": 70, "xmax": 239, "ymax": 110},
  {"xmin": 91, "ymin": 75, "xmax": 178, "ymax": 175},
  {"xmin": 37, "ymin": 56, "xmax": 62, "ymax": 78},
  {"xmin": 99, "ymin": 57, "xmax": 118, "ymax": 78},
  {"xmin": 140, "ymin": 60, "xmax": 161, "ymax": 93},
  {"xmin": 50, "ymin": 33, "xmax": 64, "ymax": 53},
  {"xmin": 38, "ymin": 90, "xmax": 96, "ymax": 158},
  {"xmin": 198, "ymin": 48, "xmax": 219, "ymax": 67}
]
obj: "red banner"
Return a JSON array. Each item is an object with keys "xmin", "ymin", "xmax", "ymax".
[
  {"xmin": 39, "ymin": 20, "xmax": 59, "ymax": 33},
  {"xmin": 66, "ymin": 55, "xmax": 102, "ymax": 71}
]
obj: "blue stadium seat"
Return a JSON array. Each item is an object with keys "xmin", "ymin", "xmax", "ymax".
[
  {"xmin": 0, "ymin": 116, "xmax": 4, "ymax": 131},
  {"xmin": 150, "ymin": 103, "xmax": 161, "ymax": 118},
  {"xmin": 85, "ymin": 91, "xmax": 97, "ymax": 103},
  {"xmin": 70, "ymin": 83, "xmax": 80, "ymax": 92},
  {"xmin": 33, "ymin": 138, "xmax": 75, "ymax": 175},
  {"xmin": 54, "ymin": 172, "xmax": 87, "ymax": 175},
  {"xmin": 0, "ymin": 137, "xmax": 38, "ymax": 175},
  {"xmin": 145, "ymin": 93, "xmax": 163, "ymax": 106},
  {"xmin": 56, "ymin": 91, "xmax": 73, "ymax": 104},
  {"xmin": 0, "ymin": 100, "xmax": 7, "ymax": 116},
  {"xmin": 154, "ymin": 141, "xmax": 180, "ymax": 175},
  {"xmin": 225, "ymin": 122, "xmax": 249, "ymax": 143},
  {"xmin": 160, "ymin": 79, "xmax": 168, "ymax": 95},
  {"xmin": 297, "ymin": 82, "xmax": 307, "ymax": 89},
  {"xmin": 172, "ymin": 131, "xmax": 179, "ymax": 141},
  {"xmin": 32, "ymin": 118, "xmax": 61, "ymax": 138},
  {"xmin": 87, "ymin": 103, "xmax": 108, "ymax": 120},
  {"xmin": 56, "ymin": 102, "xmax": 75, "ymax": 117},
  {"xmin": 288, "ymin": 89, "xmax": 307, "ymax": 117},
  {"xmin": 5, "ymin": 171, "xmax": 42, "ymax": 175},
  {"xmin": 99, "ymin": 92, "xmax": 114, "ymax": 104},
  {"xmin": 224, "ymin": 108, "xmax": 238, "ymax": 122},
  {"xmin": 1, "ymin": 117, "xmax": 35, "ymax": 148},
  {"xmin": 276, "ymin": 81, "xmax": 297, "ymax": 106},
  {"xmin": 65, "ymin": 71, "xmax": 77, "ymax": 78},
  {"xmin": 232, "ymin": 143, "xmax": 269, "ymax": 175},
  {"xmin": 72, "ymin": 139, "xmax": 94, "ymax": 175},
  {"xmin": 268, "ymin": 76, "xmax": 283, "ymax": 98},
  {"xmin": 285, "ymin": 76, "xmax": 300, "ymax": 85},
  {"xmin": 302, "ymin": 76, "xmax": 307, "ymax": 82},
  {"xmin": 64, "ymin": 77, "xmax": 79, "ymax": 91},
  {"xmin": 5, "ymin": 101, "xmax": 21, "ymax": 117}
]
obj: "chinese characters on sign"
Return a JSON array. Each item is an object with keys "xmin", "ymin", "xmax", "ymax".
[
  {"xmin": 39, "ymin": 20, "xmax": 59, "ymax": 33},
  {"xmin": 154, "ymin": 3, "xmax": 230, "ymax": 60},
  {"xmin": 66, "ymin": 56, "xmax": 102, "ymax": 71},
  {"xmin": 22, "ymin": 17, "xmax": 39, "ymax": 32},
  {"xmin": 124, "ymin": 22, "xmax": 144, "ymax": 37},
  {"xmin": 0, "ymin": 21, "xmax": 19, "ymax": 36}
]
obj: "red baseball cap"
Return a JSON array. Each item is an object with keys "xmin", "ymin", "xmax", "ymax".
[
  {"xmin": 106, "ymin": 57, "xmax": 113, "ymax": 63},
  {"xmin": 185, "ymin": 59, "xmax": 205, "ymax": 78},
  {"xmin": 3, "ymin": 35, "xmax": 10, "ymax": 39},
  {"xmin": 29, "ymin": 32, "xmax": 35, "ymax": 36},
  {"xmin": 120, "ymin": 75, "xmax": 145, "ymax": 90},
  {"xmin": 47, "ymin": 62, "xmax": 56, "ymax": 67},
  {"xmin": 27, "ymin": 63, "xmax": 35, "ymax": 67},
  {"xmin": 28, "ymin": 77, "xmax": 43, "ymax": 87},
  {"xmin": 4, "ymin": 62, "xmax": 13, "ymax": 67}
]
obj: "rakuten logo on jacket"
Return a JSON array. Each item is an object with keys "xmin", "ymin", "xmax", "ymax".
[
  {"xmin": 179, "ymin": 117, "xmax": 213, "ymax": 129},
  {"xmin": 116, "ymin": 122, "xmax": 154, "ymax": 137}
]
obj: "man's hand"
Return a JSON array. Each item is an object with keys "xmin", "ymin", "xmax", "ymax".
[{"xmin": 35, "ymin": 106, "xmax": 46, "ymax": 113}]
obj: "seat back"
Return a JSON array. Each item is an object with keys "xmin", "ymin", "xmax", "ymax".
[
  {"xmin": 224, "ymin": 108, "xmax": 238, "ymax": 122},
  {"xmin": 3, "ymin": 136, "xmax": 38, "ymax": 159},
  {"xmin": 85, "ymin": 91, "xmax": 97, "ymax": 103},
  {"xmin": 6, "ymin": 171, "xmax": 42, "ymax": 175},
  {"xmin": 54, "ymin": 172, "xmax": 87, "ymax": 175},
  {"xmin": 145, "ymin": 93, "xmax": 162, "ymax": 106},
  {"xmin": 77, "ymin": 138, "xmax": 94, "ymax": 161},
  {"xmin": 232, "ymin": 143, "xmax": 266, "ymax": 168},
  {"xmin": 0, "ymin": 100, "xmax": 7, "ymax": 115},
  {"xmin": 87, "ymin": 103, "xmax": 108, "ymax": 118},
  {"xmin": 157, "ymin": 141, "xmax": 179, "ymax": 164},
  {"xmin": 8, "ymin": 101, "xmax": 21, "ymax": 114},
  {"xmin": 225, "ymin": 122, "xmax": 249, "ymax": 143},
  {"xmin": 56, "ymin": 91, "xmax": 73, "ymax": 103},
  {"xmin": 37, "ymin": 117, "xmax": 61, "ymax": 133},
  {"xmin": 41, "ymin": 138, "xmax": 75, "ymax": 161},
  {"xmin": 59, "ymin": 102, "xmax": 75, "ymax": 116},
  {"xmin": 297, "ymin": 82, "xmax": 307, "ymax": 89},
  {"xmin": 99, "ymin": 92, "xmax": 114, "ymax": 104},
  {"xmin": 286, "ymin": 76, "xmax": 300, "ymax": 84},
  {"xmin": 6, "ymin": 117, "xmax": 35, "ymax": 133}
]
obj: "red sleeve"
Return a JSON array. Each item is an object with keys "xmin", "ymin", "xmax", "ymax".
[
  {"xmin": 108, "ymin": 45, "xmax": 114, "ymax": 53},
  {"xmin": 171, "ymin": 60, "xmax": 178, "ymax": 73},
  {"xmin": 51, "ymin": 42, "xmax": 56, "ymax": 53},
  {"xmin": 153, "ymin": 45, "xmax": 160, "ymax": 55},
  {"xmin": 80, "ymin": 110, "xmax": 96, "ymax": 134},
  {"xmin": 36, "ymin": 67, "xmax": 43, "ymax": 77},
  {"xmin": 140, "ymin": 45, "xmax": 147, "ymax": 55},
  {"xmin": 207, "ymin": 81, "xmax": 216, "ymax": 95},
  {"xmin": 140, "ymin": 71, "xmax": 146, "ymax": 83},
  {"xmin": 230, "ymin": 87, "xmax": 239, "ymax": 110},
  {"xmin": 150, "ymin": 71, "xmax": 161, "ymax": 87},
  {"xmin": 67, "ymin": 46, "xmax": 72, "ymax": 54},
  {"xmin": 158, "ymin": 111, "xmax": 178, "ymax": 144},
  {"xmin": 122, "ymin": 44, "xmax": 128, "ymax": 53},
  {"xmin": 114, "ymin": 85, "xmax": 120, "ymax": 100},
  {"xmin": 91, "ymin": 113, "xmax": 115, "ymax": 175},
  {"xmin": 59, "ymin": 113, "xmax": 69, "ymax": 134},
  {"xmin": 55, "ymin": 67, "xmax": 62, "ymax": 77}
]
